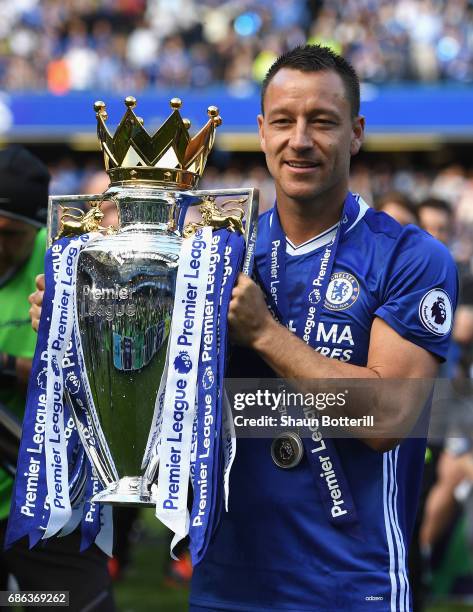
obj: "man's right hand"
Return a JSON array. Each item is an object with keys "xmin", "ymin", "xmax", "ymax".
[{"xmin": 28, "ymin": 273, "xmax": 45, "ymax": 332}]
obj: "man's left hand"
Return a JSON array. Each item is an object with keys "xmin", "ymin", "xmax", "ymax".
[{"xmin": 28, "ymin": 273, "xmax": 44, "ymax": 332}]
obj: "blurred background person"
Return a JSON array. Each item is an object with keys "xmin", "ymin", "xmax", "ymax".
[
  {"xmin": 376, "ymin": 191, "xmax": 419, "ymax": 226},
  {"xmin": 418, "ymin": 198, "xmax": 454, "ymax": 247}
]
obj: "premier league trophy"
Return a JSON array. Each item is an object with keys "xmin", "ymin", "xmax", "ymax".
[
  {"xmin": 43, "ymin": 96, "xmax": 258, "ymax": 513},
  {"xmin": 5, "ymin": 95, "xmax": 257, "ymax": 557}
]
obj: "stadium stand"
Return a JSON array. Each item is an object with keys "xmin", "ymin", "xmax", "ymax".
[{"xmin": 0, "ymin": 0, "xmax": 472, "ymax": 93}]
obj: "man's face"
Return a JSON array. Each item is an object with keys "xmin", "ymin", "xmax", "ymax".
[
  {"xmin": 418, "ymin": 207, "xmax": 452, "ymax": 245},
  {"xmin": 258, "ymin": 68, "xmax": 364, "ymax": 208},
  {"xmin": 0, "ymin": 216, "xmax": 37, "ymax": 272}
]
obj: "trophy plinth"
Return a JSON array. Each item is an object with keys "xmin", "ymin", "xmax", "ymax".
[{"xmin": 92, "ymin": 476, "xmax": 151, "ymax": 506}]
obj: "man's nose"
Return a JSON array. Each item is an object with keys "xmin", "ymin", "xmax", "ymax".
[{"xmin": 289, "ymin": 120, "xmax": 312, "ymax": 150}]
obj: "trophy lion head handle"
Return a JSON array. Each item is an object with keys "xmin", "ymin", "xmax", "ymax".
[{"xmin": 182, "ymin": 196, "xmax": 247, "ymax": 238}]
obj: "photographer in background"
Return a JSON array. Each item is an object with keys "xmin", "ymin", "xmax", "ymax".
[
  {"xmin": 0, "ymin": 147, "xmax": 115, "ymax": 612},
  {"xmin": 0, "ymin": 147, "xmax": 48, "ymax": 521}
]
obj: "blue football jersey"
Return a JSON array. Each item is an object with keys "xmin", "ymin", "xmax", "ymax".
[{"xmin": 190, "ymin": 196, "xmax": 458, "ymax": 612}]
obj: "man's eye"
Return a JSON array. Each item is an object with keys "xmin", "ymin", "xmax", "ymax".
[
  {"xmin": 271, "ymin": 118, "xmax": 291, "ymax": 125},
  {"xmin": 312, "ymin": 119, "xmax": 337, "ymax": 126}
]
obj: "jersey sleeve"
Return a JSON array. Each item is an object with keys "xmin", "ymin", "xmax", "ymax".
[{"xmin": 374, "ymin": 227, "xmax": 458, "ymax": 361}]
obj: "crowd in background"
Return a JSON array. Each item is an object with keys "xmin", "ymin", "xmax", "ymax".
[{"xmin": 1, "ymin": 0, "xmax": 472, "ymax": 93}]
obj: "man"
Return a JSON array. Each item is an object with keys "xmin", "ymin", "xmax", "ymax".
[
  {"xmin": 29, "ymin": 47, "xmax": 457, "ymax": 610},
  {"xmin": 417, "ymin": 197, "xmax": 453, "ymax": 246},
  {"xmin": 0, "ymin": 147, "xmax": 48, "ymax": 529},
  {"xmin": 0, "ymin": 147, "xmax": 115, "ymax": 612},
  {"xmin": 189, "ymin": 46, "xmax": 457, "ymax": 611},
  {"xmin": 376, "ymin": 191, "xmax": 418, "ymax": 226}
]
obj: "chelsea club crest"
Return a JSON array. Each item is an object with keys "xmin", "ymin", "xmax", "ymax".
[{"xmin": 325, "ymin": 272, "xmax": 360, "ymax": 311}]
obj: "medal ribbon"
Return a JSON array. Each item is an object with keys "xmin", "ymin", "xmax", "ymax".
[{"xmin": 258, "ymin": 192, "xmax": 360, "ymax": 529}]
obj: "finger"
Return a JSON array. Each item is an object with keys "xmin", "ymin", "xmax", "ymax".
[
  {"xmin": 28, "ymin": 290, "xmax": 43, "ymax": 307},
  {"xmin": 234, "ymin": 272, "xmax": 252, "ymax": 288},
  {"xmin": 35, "ymin": 274, "xmax": 45, "ymax": 291},
  {"xmin": 231, "ymin": 285, "xmax": 241, "ymax": 299},
  {"xmin": 29, "ymin": 305, "xmax": 40, "ymax": 332},
  {"xmin": 232, "ymin": 273, "xmax": 255, "ymax": 295},
  {"xmin": 29, "ymin": 303, "xmax": 40, "ymax": 318},
  {"xmin": 237, "ymin": 272, "xmax": 253, "ymax": 287}
]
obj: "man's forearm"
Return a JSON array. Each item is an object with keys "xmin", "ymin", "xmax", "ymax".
[
  {"xmin": 249, "ymin": 318, "xmax": 431, "ymax": 452},
  {"xmin": 252, "ymin": 317, "xmax": 379, "ymax": 380}
]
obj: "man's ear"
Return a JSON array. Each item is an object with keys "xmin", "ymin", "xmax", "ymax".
[
  {"xmin": 257, "ymin": 114, "xmax": 266, "ymax": 153},
  {"xmin": 350, "ymin": 115, "xmax": 365, "ymax": 156}
]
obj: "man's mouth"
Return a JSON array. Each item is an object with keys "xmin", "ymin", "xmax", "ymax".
[{"xmin": 284, "ymin": 160, "xmax": 319, "ymax": 169}]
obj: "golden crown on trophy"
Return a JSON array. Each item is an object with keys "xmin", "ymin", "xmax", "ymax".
[{"xmin": 94, "ymin": 96, "xmax": 222, "ymax": 189}]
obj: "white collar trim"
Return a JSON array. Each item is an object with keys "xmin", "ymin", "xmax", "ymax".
[
  {"xmin": 286, "ymin": 223, "xmax": 339, "ymax": 256},
  {"xmin": 276, "ymin": 195, "xmax": 370, "ymax": 256}
]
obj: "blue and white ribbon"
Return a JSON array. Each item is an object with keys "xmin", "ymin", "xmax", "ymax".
[
  {"xmin": 43, "ymin": 236, "xmax": 90, "ymax": 537},
  {"xmin": 188, "ymin": 232, "xmax": 245, "ymax": 564},
  {"xmin": 188, "ymin": 231, "xmax": 229, "ymax": 563},
  {"xmin": 148, "ymin": 228, "xmax": 246, "ymax": 563},
  {"xmin": 154, "ymin": 227, "xmax": 212, "ymax": 541},
  {"xmin": 257, "ymin": 193, "xmax": 361, "ymax": 531},
  {"xmin": 6, "ymin": 233, "xmax": 114, "ymax": 555},
  {"xmin": 7, "ymin": 224, "xmax": 245, "ymax": 563},
  {"xmin": 5, "ymin": 239, "xmax": 69, "ymax": 548}
]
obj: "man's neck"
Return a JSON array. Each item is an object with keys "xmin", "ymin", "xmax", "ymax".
[{"xmin": 276, "ymin": 192, "xmax": 347, "ymax": 246}]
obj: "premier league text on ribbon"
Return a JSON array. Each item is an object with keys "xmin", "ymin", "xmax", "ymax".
[
  {"xmin": 163, "ymin": 232, "xmax": 209, "ymax": 512},
  {"xmin": 20, "ymin": 390, "xmax": 46, "ymax": 518},
  {"xmin": 302, "ymin": 244, "xmax": 331, "ymax": 343},
  {"xmin": 270, "ymin": 239, "xmax": 281, "ymax": 304},
  {"xmin": 46, "ymin": 250, "xmax": 76, "ymax": 514},
  {"xmin": 192, "ymin": 234, "xmax": 221, "ymax": 529},
  {"xmin": 45, "ymin": 234, "xmax": 96, "ymax": 540}
]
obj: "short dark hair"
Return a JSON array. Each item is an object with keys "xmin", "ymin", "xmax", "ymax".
[
  {"xmin": 376, "ymin": 191, "xmax": 418, "ymax": 222},
  {"xmin": 418, "ymin": 197, "xmax": 453, "ymax": 219},
  {"xmin": 261, "ymin": 45, "xmax": 360, "ymax": 117}
]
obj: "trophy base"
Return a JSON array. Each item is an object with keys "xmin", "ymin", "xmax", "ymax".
[{"xmin": 91, "ymin": 476, "xmax": 155, "ymax": 507}]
